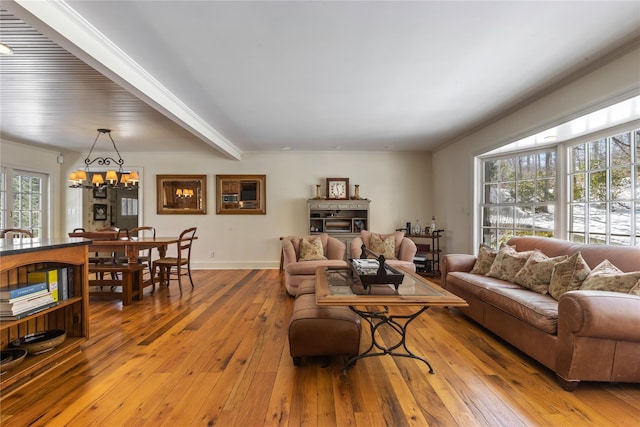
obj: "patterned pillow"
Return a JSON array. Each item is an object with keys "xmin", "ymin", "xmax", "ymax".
[
  {"xmin": 548, "ymin": 252, "xmax": 591, "ymax": 300},
  {"xmin": 513, "ymin": 251, "xmax": 568, "ymax": 294},
  {"xmin": 470, "ymin": 245, "xmax": 497, "ymax": 275},
  {"xmin": 486, "ymin": 244, "xmax": 535, "ymax": 282},
  {"xmin": 369, "ymin": 233, "xmax": 396, "ymax": 260},
  {"xmin": 629, "ymin": 280, "xmax": 640, "ymax": 296},
  {"xmin": 298, "ymin": 237, "xmax": 327, "ymax": 261},
  {"xmin": 580, "ymin": 260, "xmax": 640, "ymax": 294}
]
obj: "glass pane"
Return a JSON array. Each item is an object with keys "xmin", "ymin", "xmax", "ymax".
[
  {"xmin": 483, "ymin": 207, "xmax": 498, "ymax": 227},
  {"xmin": 536, "ymin": 178, "xmax": 556, "ymax": 202},
  {"xmin": 610, "ymin": 132, "xmax": 631, "ymax": 167},
  {"xmin": 497, "ymin": 230, "xmax": 514, "ymax": 247},
  {"xmin": 636, "ymin": 165, "xmax": 639, "ymax": 199},
  {"xmin": 481, "ymin": 228, "xmax": 496, "ymax": 248},
  {"xmin": 484, "ymin": 183, "xmax": 498, "ymax": 203},
  {"xmin": 499, "ymin": 182, "xmax": 515, "ymax": 203},
  {"xmin": 537, "ymin": 151, "xmax": 556, "ymax": 177},
  {"xmin": 498, "ymin": 206, "xmax": 514, "ymax": 227},
  {"xmin": 571, "ymin": 174, "xmax": 585, "ymax": 202},
  {"xmin": 569, "ymin": 232, "xmax": 585, "ymax": 244},
  {"xmin": 570, "ymin": 204, "xmax": 585, "ymax": 232},
  {"xmin": 516, "ymin": 180, "xmax": 535, "ymax": 203},
  {"xmin": 589, "ymin": 202, "xmax": 607, "ymax": 234},
  {"xmin": 588, "ymin": 171, "xmax": 607, "ymax": 201},
  {"xmin": 610, "ymin": 167, "xmax": 631, "ymax": 201},
  {"xmin": 588, "ymin": 234, "xmax": 606, "ymax": 245},
  {"xmin": 499, "ymin": 158, "xmax": 516, "ymax": 180},
  {"xmin": 534, "ymin": 204, "xmax": 554, "ymax": 234},
  {"xmin": 484, "ymin": 160, "xmax": 499, "ymax": 182},
  {"xmin": 517, "ymin": 154, "xmax": 536, "ymax": 179},
  {"xmin": 515, "ymin": 205, "xmax": 533, "ymax": 229},
  {"xmin": 572, "ymin": 144, "xmax": 586, "ymax": 172},
  {"xmin": 610, "ymin": 201, "xmax": 631, "ymax": 239},
  {"xmin": 589, "ymin": 139, "xmax": 607, "ymax": 170}
]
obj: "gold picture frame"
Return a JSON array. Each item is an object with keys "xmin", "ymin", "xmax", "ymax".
[
  {"xmin": 157, "ymin": 174, "xmax": 207, "ymax": 214},
  {"xmin": 216, "ymin": 174, "xmax": 266, "ymax": 215}
]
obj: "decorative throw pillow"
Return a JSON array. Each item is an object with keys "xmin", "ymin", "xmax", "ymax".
[
  {"xmin": 629, "ymin": 280, "xmax": 640, "ymax": 296},
  {"xmin": 298, "ymin": 237, "xmax": 327, "ymax": 261},
  {"xmin": 369, "ymin": 233, "xmax": 396, "ymax": 260},
  {"xmin": 470, "ymin": 245, "xmax": 498, "ymax": 275},
  {"xmin": 580, "ymin": 260, "xmax": 640, "ymax": 294},
  {"xmin": 548, "ymin": 252, "xmax": 591, "ymax": 300},
  {"xmin": 486, "ymin": 244, "xmax": 535, "ymax": 282},
  {"xmin": 513, "ymin": 252, "xmax": 568, "ymax": 294}
]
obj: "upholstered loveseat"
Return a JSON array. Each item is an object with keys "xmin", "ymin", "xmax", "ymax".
[
  {"xmin": 350, "ymin": 230, "xmax": 417, "ymax": 272},
  {"xmin": 282, "ymin": 233, "xmax": 348, "ymax": 296},
  {"xmin": 442, "ymin": 236, "xmax": 640, "ymax": 390}
]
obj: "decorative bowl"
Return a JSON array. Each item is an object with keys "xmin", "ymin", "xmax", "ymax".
[
  {"xmin": 0, "ymin": 348, "xmax": 28, "ymax": 372},
  {"xmin": 11, "ymin": 329, "xmax": 67, "ymax": 355}
]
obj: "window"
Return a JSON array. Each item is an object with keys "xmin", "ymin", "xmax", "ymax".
[
  {"xmin": 0, "ymin": 168, "xmax": 47, "ymax": 238},
  {"xmin": 479, "ymin": 149, "xmax": 557, "ymax": 248},
  {"xmin": 568, "ymin": 130, "xmax": 639, "ymax": 245}
]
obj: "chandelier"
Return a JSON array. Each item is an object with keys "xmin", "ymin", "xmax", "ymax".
[{"xmin": 68, "ymin": 128, "xmax": 139, "ymax": 189}]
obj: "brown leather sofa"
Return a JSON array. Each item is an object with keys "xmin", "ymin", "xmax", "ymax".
[{"xmin": 442, "ymin": 236, "xmax": 640, "ymax": 390}]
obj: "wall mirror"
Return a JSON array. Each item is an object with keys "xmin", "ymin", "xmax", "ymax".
[
  {"xmin": 157, "ymin": 174, "xmax": 207, "ymax": 214},
  {"xmin": 216, "ymin": 174, "xmax": 266, "ymax": 215}
]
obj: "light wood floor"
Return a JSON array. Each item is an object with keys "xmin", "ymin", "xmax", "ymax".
[{"xmin": 1, "ymin": 269, "xmax": 639, "ymax": 426}]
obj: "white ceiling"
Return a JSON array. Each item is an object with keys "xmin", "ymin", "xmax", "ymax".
[{"xmin": 1, "ymin": 1, "xmax": 639, "ymax": 159}]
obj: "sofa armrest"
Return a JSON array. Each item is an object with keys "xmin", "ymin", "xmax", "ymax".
[
  {"xmin": 282, "ymin": 239, "xmax": 298, "ymax": 267},
  {"xmin": 350, "ymin": 237, "xmax": 364, "ymax": 259},
  {"xmin": 397, "ymin": 238, "xmax": 417, "ymax": 262},
  {"xmin": 558, "ymin": 290, "xmax": 640, "ymax": 340},
  {"xmin": 441, "ymin": 254, "xmax": 477, "ymax": 286},
  {"xmin": 325, "ymin": 237, "xmax": 346, "ymax": 260}
]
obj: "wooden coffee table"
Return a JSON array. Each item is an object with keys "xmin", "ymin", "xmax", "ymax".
[{"xmin": 315, "ymin": 266, "xmax": 467, "ymax": 373}]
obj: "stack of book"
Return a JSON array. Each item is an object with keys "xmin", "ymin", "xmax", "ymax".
[{"xmin": 0, "ymin": 282, "xmax": 57, "ymax": 320}]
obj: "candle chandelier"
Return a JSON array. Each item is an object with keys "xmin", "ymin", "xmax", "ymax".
[{"xmin": 68, "ymin": 128, "xmax": 139, "ymax": 189}]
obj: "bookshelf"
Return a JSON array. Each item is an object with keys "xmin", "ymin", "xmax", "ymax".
[{"xmin": 0, "ymin": 238, "xmax": 90, "ymax": 398}]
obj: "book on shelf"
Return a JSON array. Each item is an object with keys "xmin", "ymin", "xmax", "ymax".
[
  {"xmin": 0, "ymin": 281, "xmax": 48, "ymax": 300},
  {"xmin": 0, "ymin": 290, "xmax": 55, "ymax": 314},
  {"xmin": 28, "ymin": 268, "xmax": 59, "ymax": 302},
  {"xmin": 0, "ymin": 301, "xmax": 58, "ymax": 320},
  {"xmin": 57, "ymin": 266, "xmax": 72, "ymax": 301}
]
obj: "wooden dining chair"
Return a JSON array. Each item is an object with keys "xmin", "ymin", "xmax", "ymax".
[
  {"xmin": 1, "ymin": 228, "xmax": 33, "ymax": 238},
  {"xmin": 151, "ymin": 227, "xmax": 197, "ymax": 294}
]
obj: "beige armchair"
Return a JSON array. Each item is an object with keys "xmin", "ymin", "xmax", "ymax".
[
  {"xmin": 282, "ymin": 233, "xmax": 348, "ymax": 296},
  {"xmin": 350, "ymin": 230, "xmax": 417, "ymax": 272}
]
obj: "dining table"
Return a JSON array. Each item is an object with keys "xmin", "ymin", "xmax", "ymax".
[{"xmin": 68, "ymin": 232, "xmax": 195, "ymax": 293}]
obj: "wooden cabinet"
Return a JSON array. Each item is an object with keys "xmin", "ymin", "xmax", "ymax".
[
  {"xmin": 308, "ymin": 199, "xmax": 370, "ymax": 258},
  {"xmin": 0, "ymin": 239, "xmax": 90, "ymax": 398},
  {"xmin": 407, "ymin": 230, "xmax": 442, "ymax": 277}
]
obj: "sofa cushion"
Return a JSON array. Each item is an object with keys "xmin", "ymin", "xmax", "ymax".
[
  {"xmin": 469, "ymin": 245, "xmax": 497, "ymax": 275},
  {"xmin": 580, "ymin": 260, "xmax": 640, "ymax": 294},
  {"xmin": 513, "ymin": 252, "xmax": 568, "ymax": 294},
  {"xmin": 481, "ymin": 287, "xmax": 559, "ymax": 335},
  {"xmin": 369, "ymin": 233, "xmax": 397, "ymax": 259},
  {"xmin": 288, "ymin": 233, "xmax": 330, "ymax": 260},
  {"xmin": 299, "ymin": 237, "xmax": 327, "ymax": 261},
  {"xmin": 447, "ymin": 271, "xmax": 521, "ymax": 299},
  {"xmin": 549, "ymin": 252, "xmax": 591, "ymax": 300},
  {"xmin": 360, "ymin": 230, "xmax": 404, "ymax": 258},
  {"xmin": 286, "ymin": 259, "xmax": 348, "ymax": 275},
  {"xmin": 486, "ymin": 244, "xmax": 535, "ymax": 282}
]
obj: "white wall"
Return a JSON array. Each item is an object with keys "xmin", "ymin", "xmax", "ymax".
[
  {"xmin": 433, "ymin": 44, "xmax": 640, "ymax": 255},
  {"xmin": 53, "ymin": 149, "xmax": 431, "ymax": 269}
]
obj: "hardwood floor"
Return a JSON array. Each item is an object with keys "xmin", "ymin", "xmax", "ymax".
[{"xmin": 1, "ymin": 269, "xmax": 639, "ymax": 426}]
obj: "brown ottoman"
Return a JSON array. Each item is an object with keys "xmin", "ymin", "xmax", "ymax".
[{"xmin": 288, "ymin": 293, "xmax": 361, "ymax": 366}]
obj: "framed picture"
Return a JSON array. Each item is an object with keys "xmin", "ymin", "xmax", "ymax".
[
  {"xmin": 93, "ymin": 204, "xmax": 107, "ymax": 221},
  {"xmin": 326, "ymin": 177, "xmax": 349, "ymax": 199},
  {"xmin": 93, "ymin": 185, "xmax": 107, "ymax": 199},
  {"xmin": 216, "ymin": 174, "xmax": 266, "ymax": 215},
  {"xmin": 157, "ymin": 174, "xmax": 207, "ymax": 214}
]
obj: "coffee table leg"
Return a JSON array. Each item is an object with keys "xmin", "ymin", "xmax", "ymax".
[{"xmin": 343, "ymin": 305, "xmax": 434, "ymax": 374}]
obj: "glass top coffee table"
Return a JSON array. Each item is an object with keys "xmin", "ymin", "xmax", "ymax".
[{"xmin": 315, "ymin": 265, "xmax": 467, "ymax": 373}]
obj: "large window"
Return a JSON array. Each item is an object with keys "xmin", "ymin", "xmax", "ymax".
[
  {"xmin": 568, "ymin": 130, "xmax": 639, "ymax": 245},
  {"xmin": 479, "ymin": 149, "xmax": 557, "ymax": 248},
  {"xmin": 0, "ymin": 168, "xmax": 47, "ymax": 238}
]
